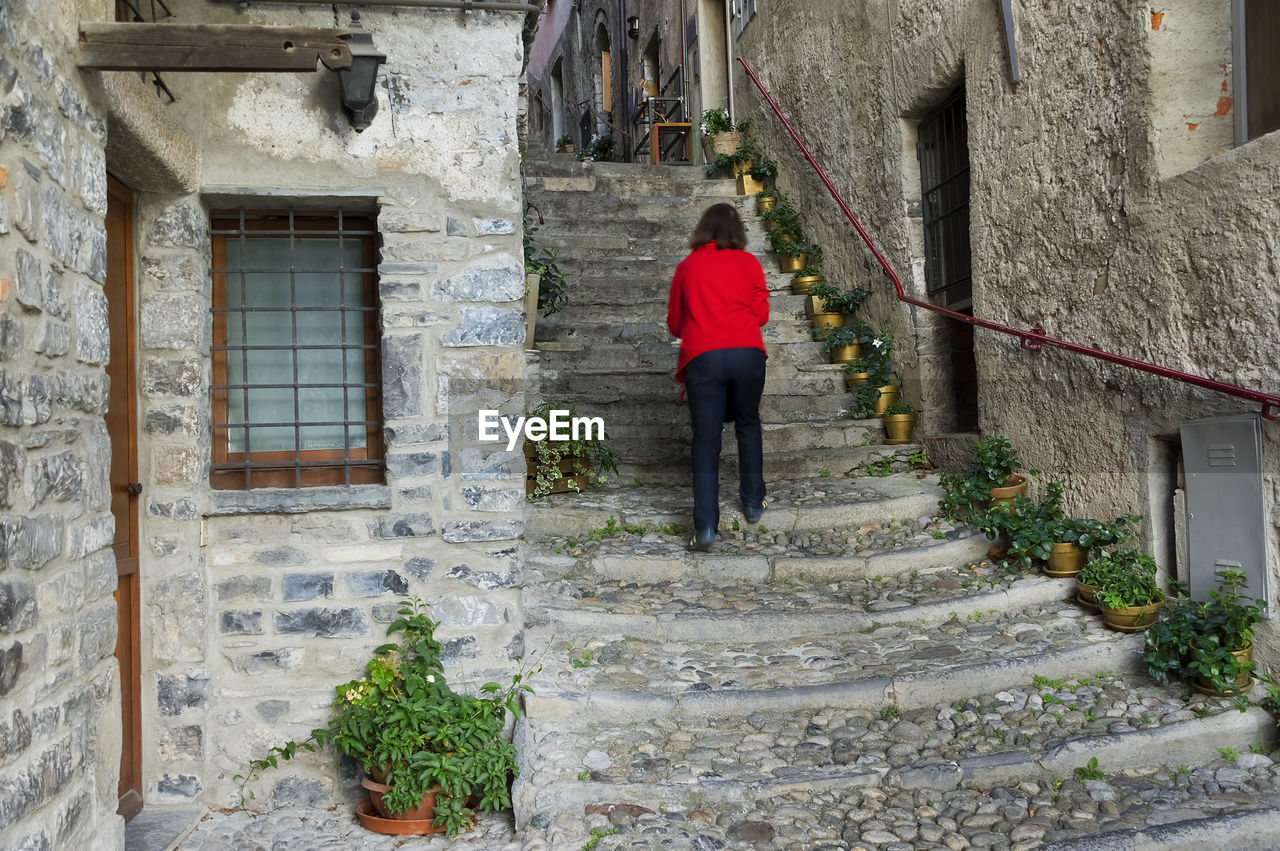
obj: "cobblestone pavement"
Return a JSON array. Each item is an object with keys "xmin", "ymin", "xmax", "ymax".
[
  {"xmin": 524, "ymin": 672, "xmax": 1251, "ymax": 788},
  {"xmin": 531, "ymin": 599, "xmax": 1123, "ymax": 695},
  {"xmin": 541, "ymin": 755, "xmax": 1280, "ymax": 850}
]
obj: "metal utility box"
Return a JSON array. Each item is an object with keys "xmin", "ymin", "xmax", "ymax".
[{"xmin": 1180, "ymin": 413, "xmax": 1270, "ymax": 607}]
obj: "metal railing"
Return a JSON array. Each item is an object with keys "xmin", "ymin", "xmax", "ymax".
[{"xmin": 737, "ymin": 57, "xmax": 1280, "ymax": 420}]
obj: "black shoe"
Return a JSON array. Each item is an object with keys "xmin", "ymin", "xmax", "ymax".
[
  {"xmin": 743, "ymin": 500, "xmax": 766, "ymax": 524},
  {"xmin": 688, "ymin": 527, "xmax": 716, "ymax": 552}
]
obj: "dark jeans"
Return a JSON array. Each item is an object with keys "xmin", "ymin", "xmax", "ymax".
[{"xmin": 685, "ymin": 347, "xmax": 767, "ymax": 531}]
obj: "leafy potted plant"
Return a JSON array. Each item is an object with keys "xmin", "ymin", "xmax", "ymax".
[
  {"xmin": 555, "ymin": 135, "xmax": 574, "ymax": 154},
  {"xmin": 793, "ymin": 264, "xmax": 825, "ymax": 296},
  {"xmin": 580, "ymin": 133, "xmax": 615, "ymax": 162},
  {"xmin": 762, "ymin": 194, "xmax": 801, "ymax": 237},
  {"xmin": 1092, "ymin": 549, "xmax": 1164, "ymax": 631},
  {"xmin": 821, "ymin": 321, "xmax": 867, "ymax": 364},
  {"xmin": 756, "ymin": 187, "xmax": 779, "ymax": 216},
  {"xmin": 777, "ymin": 238, "xmax": 811, "ymax": 274},
  {"xmin": 741, "ymin": 157, "xmax": 776, "ymax": 195},
  {"xmin": 824, "ymin": 287, "xmax": 871, "ymax": 318},
  {"xmin": 883, "ymin": 401, "xmax": 917, "ymax": 444},
  {"xmin": 1045, "ymin": 510, "xmax": 1140, "ymax": 578},
  {"xmin": 524, "ymin": 401, "xmax": 620, "ymax": 498},
  {"xmin": 523, "ymin": 205, "xmax": 573, "ymax": 344},
  {"xmin": 700, "ymin": 108, "xmax": 748, "ymax": 157},
  {"xmin": 802, "ymin": 276, "xmax": 836, "ymax": 316},
  {"xmin": 937, "ymin": 434, "xmax": 1031, "ymax": 521},
  {"xmin": 843, "ymin": 358, "xmax": 870, "ymax": 389},
  {"xmin": 1144, "ymin": 571, "xmax": 1265, "ymax": 696},
  {"xmin": 239, "ymin": 598, "xmax": 537, "ymax": 836}
]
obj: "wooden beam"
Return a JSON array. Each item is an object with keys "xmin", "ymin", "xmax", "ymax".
[{"xmin": 77, "ymin": 23, "xmax": 354, "ymax": 72}]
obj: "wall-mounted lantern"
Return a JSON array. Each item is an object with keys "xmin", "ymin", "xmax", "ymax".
[
  {"xmin": 336, "ymin": 11, "xmax": 387, "ymax": 131},
  {"xmin": 626, "ymin": 16, "xmax": 640, "ymax": 39}
]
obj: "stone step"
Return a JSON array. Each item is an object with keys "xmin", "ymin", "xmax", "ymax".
[
  {"xmin": 545, "ymin": 389, "xmax": 850, "ymax": 425},
  {"xmin": 542, "ymin": 275, "xmax": 811, "ymax": 306},
  {"xmin": 535, "ymin": 337, "xmax": 822, "ymax": 370},
  {"xmin": 515, "ymin": 697, "xmax": 1279, "ymax": 844},
  {"xmin": 546, "ymin": 365, "xmax": 845, "ymax": 398},
  {"xmin": 535, "ymin": 316, "xmax": 818, "ymax": 345},
  {"xmin": 516, "ymin": 671, "xmax": 1271, "ymax": 809},
  {"xmin": 592, "ymin": 417, "xmax": 882, "ymax": 454},
  {"xmin": 523, "ymin": 596, "xmax": 1144, "ymax": 717},
  {"xmin": 526, "ymin": 566, "xmax": 1061, "ymax": 642},
  {"xmin": 525, "ymin": 162, "xmax": 737, "ymax": 195},
  {"xmin": 536, "ymin": 230, "xmax": 775, "ymax": 258},
  {"xmin": 526, "ymin": 472, "xmax": 944, "ymax": 539}
]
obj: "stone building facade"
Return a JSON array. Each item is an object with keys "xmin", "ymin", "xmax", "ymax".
[
  {"xmin": 1, "ymin": 0, "xmax": 531, "ymax": 845},
  {"xmin": 529, "ymin": 1, "xmax": 1280, "ymax": 657}
]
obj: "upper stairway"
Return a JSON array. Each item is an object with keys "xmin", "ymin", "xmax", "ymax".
[
  {"xmin": 514, "ymin": 157, "xmax": 1280, "ymax": 851},
  {"xmin": 524, "ymin": 158, "xmax": 881, "ymax": 486}
]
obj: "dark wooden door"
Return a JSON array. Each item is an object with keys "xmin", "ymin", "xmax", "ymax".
[{"xmin": 106, "ymin": 175, "xmax": 143, "ymax": 821}]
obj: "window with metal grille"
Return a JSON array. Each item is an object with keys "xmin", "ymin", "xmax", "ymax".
[
  {"xmin": 917, "ymin": 89, "xmax": 972, "ymax": 311},
  {"xmin": 210, "ymin": 210, "xmax": 383, "ymax": 490}
]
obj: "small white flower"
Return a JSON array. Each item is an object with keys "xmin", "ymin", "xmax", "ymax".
[
  {"xmin": 872, "ymin": 339, "xmax": 884, "ymax": 349},
  {"xmin": 426, "ymin": 675, "xmax": 436, "ymax": 683},
  {"xmin": 345, "ymin": 689, "xmax": 358, "ymax": 701}
]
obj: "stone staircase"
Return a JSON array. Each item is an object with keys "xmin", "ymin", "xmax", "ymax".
[{"xmin": 514, "ymin": 157, "xmax": 1280, "ymax": 850}]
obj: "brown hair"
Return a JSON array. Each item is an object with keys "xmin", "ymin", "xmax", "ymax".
[{"xmin": 689, "ymin": 203, "xmax": 747, "ymax": 250}]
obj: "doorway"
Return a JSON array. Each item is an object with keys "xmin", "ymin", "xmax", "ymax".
[
  {"xmin": 106, "ymin": 175, "xmax": 143, "ymax": 820},
  {"xmin": 916, "ymin": 87, "xmax": 979, "ymax": 432}
]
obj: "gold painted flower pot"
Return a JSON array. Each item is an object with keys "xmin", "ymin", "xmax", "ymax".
[
  {"xmin": 1075, "ymin": 577, "xmax": 1099, "ymax": 608},
  {"xmin": 792, "ymin": 274, "xmax": 823, "ymax": 295},
  {"xmin": 757, "ymin": 196, "xmax": 777, "ymax": 215},
  {"xmin": 1098, "ymin": 599, "xmax": 1164, "ymax": 633},
  {"xmin": 829, "ymin": 344, "xmax": 862, "ymax": 363},
  {"xmin": 732, "ymin": 159, "xmax": 752, "ymax": 178},
  {"xmin": 779, "ymin": 253, "xmax": 808, "ymax": 273},
  {"xmin": 811, "ymin": 312, "xmax": 844, "ymax": 332},
  {"xmin": 737, "ymin": 173, "xmax": 764, "ymax": 196},
  {"xmin": 871, "ymin": 385, "xmax": 899, "ymax": 418},
  {"xmin": 845, "ymin": 371, "xmax": 869, "ymax": 389},
  {"xmin": 1191, "ymin": 644, "xmax": 1254, "ymax": 695},
  {"xmin": 1044, "ymin": 542, "xmax": 1086, "ymax": 577},
  {"xmin": 883, "ymin": 413, "xmax": 916, "ymax": 444},
  {"xmin": 989, "ymin": 475, "xmax": 1028, "ymax": 506}
]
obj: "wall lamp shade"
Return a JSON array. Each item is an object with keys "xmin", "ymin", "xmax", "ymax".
[
  {"xmin": 337, "ymin": 11, "xmax": 387, "ymax": 131},
  {"xmin": 626, "ymin": 16, "xmax": 640, "ymax": 39}
]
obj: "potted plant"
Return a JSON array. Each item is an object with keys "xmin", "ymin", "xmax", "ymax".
[
  {"xmin": 524, "ymin": 401, "xmax": 619, "ymax": 498},
  {"xmin": 777, "ymin": 238, "xmax": 811, "ymax": 274},
  {"xmin": 700, "ymin": 108, "xmax": 748, "ymax": 157},
  {"xmin": 937, "ymin": 434, "xmax": 1032, "ymax": 521},
  {"xmin": 580, "ymin": 133, "xmax": 615, "ymax": 162},
  {"xmin": 1045, "ymin": 510, "xmax": 1140, "ymax": 578},
  {"xmin": 824, "ymin": 287, "xmax": 871, "ymax": 318},
  {"xmin": 821, "ymin": 322, "xmax": 865, "ymax": 364},
  {"xmin": 1092, "ymin": 549, "xmax": 1164, "ymax": 631},
  {"xmin": 762, "ymin": 194, "xmax": 801, "ymax": 237},
  {"xmin": 1144, "ymin": 570, "xmax": 1265, "ymax": 696},
  {"xmin": 556, "ymin": 135, "xmax": 574, "ymax": 154},
  {"xmin": 793, "ymin": 264, "xmax": 825, "ymax": 297},
  {"xmin": 883, "ymin": 401, "xmax": 917, "ymax": 444},
  {"xmin": 843, "ymin": 358, "xmax": 870, "ymax": 389},
  {"xmin": 756, "ymin": 187, "xmax": 779, "ymax": 216},
  {"xmin": 523, "ymin": 206, "xmax": 573, "ymax": 343},
  {"xmin": 741, "ymin": 157, "xmax": 776, "ymax": 195},
  {"xmin": 238, "ymin": 598, "xmax": 538, "ymax": 836},
  {"xmin": 1075, "ymin": 551, "xmax": 1121, "ymax": 607}
]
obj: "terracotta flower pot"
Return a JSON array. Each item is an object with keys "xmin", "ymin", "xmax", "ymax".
[
  {"xmin": 793, "ymin": 274, "xmax": 823, "ymax": 296},
  {"xmin": 1076, "ymin": 577, "xmax": 1099, "ymax": 607},
  {"xmin": 871, "ymin": 385, "xmax": 899, "ymax": 418},
  {"xmin": 1191, "ymin": 643, "xmax": 1254, "ymax": 695},
  {"xmin": 1044, "ymin": 542, "xmax": 1086, "ymax": 577},
  {"xmin": 1098, "ymin": 599, "xmax": 1164, "ymax": 632},
  {"xmin": 779, "ymin": 253, "xmax": 808, "ymax": 273},
  {"xmin": 989, "ymin": 475, "xmax": 1028, "ymax": 505},
  {"xmin": 883, "ymin": 413, "xmax": 916, "ymax": 445},
  {"xmin": 361, "ymin": 775, "xmax": 439, "ymax": 821}
]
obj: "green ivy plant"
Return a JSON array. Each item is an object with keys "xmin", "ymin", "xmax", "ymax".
[{"xmin": 237, "ymin": 598, "xmax": 539, "ymax": 836}]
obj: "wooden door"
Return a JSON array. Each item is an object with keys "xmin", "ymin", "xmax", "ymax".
[{"xmin": 106, "ymin": 175, "xmax": 143, "ymax": 821}]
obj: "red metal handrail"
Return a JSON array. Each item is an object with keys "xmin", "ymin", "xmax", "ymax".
[{"xmin": 737, "ymin": 58, "xmax": 1280, "ymax": 421}]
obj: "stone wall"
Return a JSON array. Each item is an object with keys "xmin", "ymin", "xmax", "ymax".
[
  {"xmin": 0, "ymin": 0, "xmax": 125, "ymax": 846},
  {"xmin": 731, "ymin": 1, "xmax": 1279, "ymax": 658},
  {"xmin": 2, "ymin": 0, "xmax": 530, "ymax": 835}
]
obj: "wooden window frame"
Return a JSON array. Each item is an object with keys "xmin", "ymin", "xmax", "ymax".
[{"xmin": 210, "ymin": 211, "xmax": 384, "ymax": 490}]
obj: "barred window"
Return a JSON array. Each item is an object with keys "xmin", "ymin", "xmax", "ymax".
[{"xmin": 210, "ymin": 210, "xmax": 383, "ymax": 489}]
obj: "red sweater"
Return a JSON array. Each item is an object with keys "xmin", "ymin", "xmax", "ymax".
[{"xmin": 666, "ymin": 244, "xmax": 770, "ymax": 382}]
